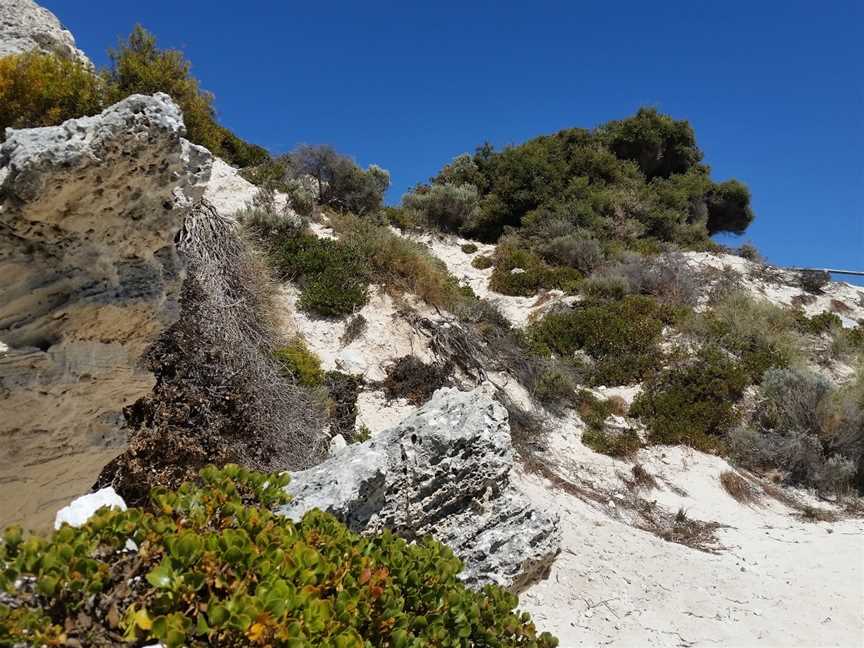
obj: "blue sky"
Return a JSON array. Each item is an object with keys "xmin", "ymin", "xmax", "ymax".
[{"xmin": 44, "ymin": 0, "xmax": 862, "ymax": 275}]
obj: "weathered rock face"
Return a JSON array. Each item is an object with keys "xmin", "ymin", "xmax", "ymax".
[
  {"xmin": 0, "ymin": 0, "xmax": 91, "ymax": 66},
  {"xmin": 281, "ymin": 386, "xmax": 561, "ymax": 591},
  {"xmin": 0, "ymin": 93, "xmax": 211, "ymax": 529}
]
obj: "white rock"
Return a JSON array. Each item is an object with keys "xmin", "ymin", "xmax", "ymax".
[
  {"xmin": 328, "ymin": 433, "xmax": 348, "ymax": 456},
  {"xmin": 54, "ymin": 488, "xmax": 127, "ymax": 529},
  {"xmin": 282, "ymin": 386, "xmax": 560, "ymax": 590},
  {"xmin": 0, "ymin": 0, "xmax": 92, "ymax": 66}
]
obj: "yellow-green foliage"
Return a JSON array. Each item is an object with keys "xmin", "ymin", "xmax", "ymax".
[
  {"xmin": 527, "ymin": 296, "xmax": 676, "ymax": 385},
  {"xmin": 630, "ymin": 345, "xmax": 749, "ymax": 451},
  {"xmin": 686, "ymin": 292, "xmax": 802, "ymax": 382},
  {"xmin": 0, "ymin": 52, "xmax": 104, "ymax": 135},
  {"xmin": 274, "ymin": 339, "xmax": 325, "ymax": 387},
  {"xmin": 327, "ymin": 212, "xmax": 471, "ymax": 310},
  {"xmin": 105, "ymin": 25, "xmax": 267, "ymax": 167},
  {"xmin": 471, "ymin": 255, "xmax": 494, "ymax": 270},
  {"xmin": 0, "ymin": 465, "xmax": 557, "ymax": 647}
]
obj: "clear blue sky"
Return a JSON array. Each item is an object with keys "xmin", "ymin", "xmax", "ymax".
[{"xmin": 44, "ymin": 0, "xmax": 863, "ymax": 274}]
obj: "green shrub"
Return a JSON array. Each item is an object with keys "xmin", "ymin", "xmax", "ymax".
[
  {"xmin": 402, "ymin": 183, "xmax": 481, "ymax": 233},
  {"xmin": 0, "ymin": 465, "xmax": 557, "ymax": 647},
  {"xmin": 537, "ymin": 235, "xmax": 604, "ymax": 274},
  {"xmin": 0, "ymin": 51, "xmax": 104, "ymax": 136},
  {"xmin": 730, "ymin": 367, "xmax": 863, "ymax": 493},
  {"xmin": 420, "ymin": 107, "xmax": 754, "ymax": 246},
  {"xmin": 382, "ymin": 206, "xmax": 422, "ymax": 231},
  {"xmin": 598, "ymin": 107, "xmax": 702, "ymax": 180},
  {"xmin": 795, "ymin": 310, "xmax": 843, "ymax": 336},
  {"xmin": 327, "ymin": 213, "xmax": 470, "ymax": 310},
  {"xmin": 574, "ymin": 390, "xmax": 638, "ymax": 458},
  {"xmin": 105, "ymin": 25, "xmax": 266, "ymax": 167},
  {"xmin": 705, "ymin": 180, "xmax": 754, "ymax": 236},
  {"xmin": 580, "ymin": 274, "xmax": 630, "ymax": 300},
  {"xmin": 270, "ymin": 231, "xmax": 370, "ymax": 317},
  {"xmin": 284, "ymin": 145, "xmax": 389, "ymax": 215},
  {"xmin": 631, "ymin": 346, "xmax": 749, "ymax": 451},
  {"xmin": 300, "ymin": 269, "xmax": 369, "ymax": 317},
  {"xmin": 527, "ymin": 296, "xmax": 673, "ymax": 385},
  {"xmin": 685, "ymin": 292, "xmax": 801, "ymax": 382},
  {"xmin": 489, "ymin": 243, "xmax": 581, "ymax": 296},
  {"xmin": 582, "ymin": 428, "xmax": 642, "ymax": 458},
  {"xmin": 274, "ymin": 339, "xmax": 325, "ymax": 387},
  {"xmin": 472, "ymin": 255, "xmax": 495, "ymax": 270},
  {"xmin": 532, "ymin": 368, "xmax": 577, "ymax": 405},
  {"xmin": 798, "ymin": 269, "xmax": 830, "ymax": 294}
]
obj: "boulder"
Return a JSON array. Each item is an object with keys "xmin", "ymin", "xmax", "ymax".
[
  {"xmin": 281, "ymin": 386, "xmax": 561, "ymax": 591},
  {"xmin": 0, "ymin": 93, "xmax": 211, "ymax": 529},
  {"xmin": 0, "ymin": 0, "xmax": 91, "ymax": 66}
]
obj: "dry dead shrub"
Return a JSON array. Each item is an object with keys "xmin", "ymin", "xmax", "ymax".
[
  {"xmin": 830, "ymin": 299, "xmax": 851, "ymax": 314},
  {"xmin": 97, "ymin": 201, "xmax": 329, "ymax": 503},
  {"xmin": 340, "ymin": 313, "xmax": 367, "ymax": 345},
  {"xmin": 607, "ymin": 395, "xmax": 628, "ymax": 416},
  {"xmin": 379, "ymin": 355, "xmax": 452, "ymax": 405},
  {"xmin": 630, "ymin": 464, "xmax": 658, "ymax": 490},
  {"xmin": 634, "ymin": 501, "xmax": 726, "ymax": 553},
  {"xmin": 719, "ymin": 470, "xmax": 760, "ymax": 504}
]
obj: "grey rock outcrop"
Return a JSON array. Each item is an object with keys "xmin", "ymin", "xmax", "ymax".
[
  {"xmin": 0, "ymin": 0, "xmax": 91, "ymax": 66},
  {"xmin": 0, "ymin": 93, "xmax": 211, "ymax": 529},
  {"xmin": 281, "ymin": 386, "xmax": 561, "ymax": 591}
]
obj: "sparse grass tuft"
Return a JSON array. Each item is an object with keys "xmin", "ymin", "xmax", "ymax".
[{"xmin": 719, "ymin": 470, "xmax": 759, "ymax": 504}]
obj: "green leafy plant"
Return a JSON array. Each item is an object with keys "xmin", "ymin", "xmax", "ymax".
[
  {"xmin": 0, "ymin": 465, "xmax": 558, "ymax": 647},
  {"xmin": 631, "ymin": 345, "xmax": 749, "ymax": 451}
]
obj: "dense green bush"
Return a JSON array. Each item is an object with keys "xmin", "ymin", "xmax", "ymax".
[
  {"xmin": 685, "ymin": 292, "xmax": 801, "ymax": 382},
  {"xmin": 597, "ymin": 107, "xmax": 702, "ymax": 180},
  {"xmin": 326, "ymin": 213, "xmax": 471, "ymax": 310},
  {"xmin": 537, "ymin": 235, "xmax": 604, "ymax": 274},
  {"xmin": 269, "ymin": 217, "xmax": 469, "ymax": 316},
  {"xmin": 527, "ymin": 296, "xmax": 674, "ymax": 385},
  {"xmin": 105, "ymin": 25, "xmax": 267, "ymax": 167},
  {"xmin": 631, "ymin": 346, "xmax": 749, "ymax": 451},
  {"xmin": 271, "ymin": 232, "xmax": 369, "ymax": 316},
  {"xmin": 489, "ymin": 243, "xmax": 581, "ymax": 296},
  {"xmin": 410, "ymin": 107, "xmax": 754, "ymax": 246},
  {"xmin": 402, "ymin": 183, "xmax": 481, "ymax": 232},
  {"xmin": 283, "ymin": 145, "xmax": 389, "ymax": 215},
  {"xmin": 0, "ymin": 52, "xmax": 104, "ymax": 136},
  {"xmin": 0, "ymin": 465, "xmax": 557, "ymax": 647},
  {"xmin": 531, "ymin": 368, "xmax": 578, "ymax": 405},
  {"xmin": 471, "ymin": 255, "xmax": 495, "ymax": 270},
  {"xmin": 274, "ymin": 339, "xmax": 325, "ymax": 387}
]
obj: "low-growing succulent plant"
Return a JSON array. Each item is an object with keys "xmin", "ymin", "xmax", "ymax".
[{"xmin": 1, "ymin": 465, "xmax": 558, "ymax": 647}]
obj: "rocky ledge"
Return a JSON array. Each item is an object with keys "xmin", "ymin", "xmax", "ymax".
[
  {"xmin": 281, "ymin": 386, "xmax": 561, "ymax": 591},
  {"xmin": 0, "ymin": 93, "xmax": 211, "ymax": 528}
]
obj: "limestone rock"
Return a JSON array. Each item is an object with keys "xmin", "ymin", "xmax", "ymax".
[
  {"xmin": 0, "ymin": 93, "xmax": 212, "ymax": 529},
  {"xmin": 281, "ymin": 386, "xmax": 561, "ymax": 591},
  {"xmin": 0, "ymin": 0, "xmax": 91, "ymax": 66},
  {"xmin": 54, "ymin": 487, "xmax": 126, "ymax": 530}
]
